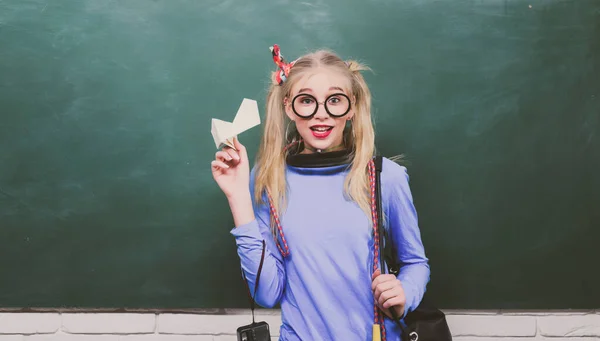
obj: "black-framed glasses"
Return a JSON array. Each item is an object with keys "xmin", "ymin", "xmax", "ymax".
[{"xmin": 291, "ymin": 93, "xmax": 351, "ymax": 119}]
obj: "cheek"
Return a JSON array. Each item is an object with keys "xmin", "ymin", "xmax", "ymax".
[
  {"xmin": 334, "ymin": 118, "xmax": 348, "ymax": 131},
  {"xmin": 295, "ymin": 120, "xmax": 311, "ymax": 133}
]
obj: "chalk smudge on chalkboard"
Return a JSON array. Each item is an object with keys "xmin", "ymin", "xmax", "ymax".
[
  {"xmin": 0, "ymin": 187, "xmax": 13, "ymax": 198},
  {"xmin": 293, "ymin": 0, "xmax": 334, "ymax": 35}
]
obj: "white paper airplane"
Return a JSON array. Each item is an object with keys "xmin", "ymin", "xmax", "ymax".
[{"xmin": 211, "ymin": 98, "xmax": 261, "ymax": 150}]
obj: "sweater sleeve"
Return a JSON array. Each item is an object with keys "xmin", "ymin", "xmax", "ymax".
[
  {"xmin": 382, "ymin": 158, "xmax": 430, "ymax": 318},
  {"xmin": 230, "ymin": 168, "xmax": 286, "ymax": 308}
]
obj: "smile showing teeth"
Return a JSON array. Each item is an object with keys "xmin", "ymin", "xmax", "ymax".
[
  {"xmin": 311, "ymin": 126, "xmax": 332, "ymax": 132},
  {"xmin": 310, "ymin": 125, "xmax": 333, "ymax": 139}
]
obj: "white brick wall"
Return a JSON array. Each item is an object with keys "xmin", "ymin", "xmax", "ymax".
[{"xmin": 0, "ymin": 310, "xmax": 599, "ymax": 340}]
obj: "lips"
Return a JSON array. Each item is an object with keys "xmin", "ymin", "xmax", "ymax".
[{"xmin": 310, "ymin": 125, "xmax": 333, "ymax": 139}]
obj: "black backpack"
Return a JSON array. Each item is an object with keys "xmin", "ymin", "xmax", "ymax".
[{"xmin": 373, "ymin": 156, "xmax": 452, "ymax": 341}]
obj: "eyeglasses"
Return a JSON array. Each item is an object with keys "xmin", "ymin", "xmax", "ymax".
[{"xmin": 291, "ymin": 93, "xmax": 351, "ymax": 119}]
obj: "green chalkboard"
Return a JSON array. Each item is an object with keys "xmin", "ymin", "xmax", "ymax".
[{"xmin": 0, "ymin": 0, "xmax": 598, "ymax": 310}]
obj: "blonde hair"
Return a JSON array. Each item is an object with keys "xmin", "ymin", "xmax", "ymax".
[{"xmin": 254, "ymin": 49, "xmax": 375, "ymax": 234}]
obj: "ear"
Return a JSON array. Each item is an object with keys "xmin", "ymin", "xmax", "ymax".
[
  {"xmin": 283, "ymin": 96, "xmax": 296, "ymax": 121},
  {"xmin": 347, "ymin": 96, "xmax": 356, "ymax": 120}
]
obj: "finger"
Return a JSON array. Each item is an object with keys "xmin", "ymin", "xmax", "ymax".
[
  {"xmin": 233, "ymin": 137, "xmax": 247, "ymax": 158},
  {"xmin": 379, "ymin": 287, "xmax": 405, "ymax": 308},
  {"xmin": 371, "ymin": 270, "xmax": 385, "ymax": 289},
  {"xmin": 371, "ymin": 273, "xmax": 396, "ymax": 290},
  {"xmin": 382, "ymin": 296, "xmax": 406, "ymax": 309},
  {"xmin": 378, "ymin": 287, "xmax": 398, "ymax": 307},
  {"xmin": 211, "ymin": 160, "xmax": 230, "ymax": 170},
  {"xmin": 373, "ymin": 279, "xmax": 400, "ymax": 303},
  {"xmin": 216, "ymin": 151, "xmax": 233, "ymax": 162},
  {"xmin": 224, "ymin": 148, "xmax": 241, "ymax": 162},
  {"xmin": 373, "ymin": 280, "xmax": 397, "ymax": 300}
]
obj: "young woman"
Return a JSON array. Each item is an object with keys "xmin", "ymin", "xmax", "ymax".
[{"xmin": 211, "ymin": 45, "xmax": 430, "ymax": 341}]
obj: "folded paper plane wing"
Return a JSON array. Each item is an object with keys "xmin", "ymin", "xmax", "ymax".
[{"xmin": 211, "ymin": 98, "xmax": 261, "ymax": 150}]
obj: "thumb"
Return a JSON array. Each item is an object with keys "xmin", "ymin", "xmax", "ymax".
[
  {"xmin": 233, "ymin": 137, "xmax": 247, "ymax": 158},
  {"xmin": 372, "ymin": 269, "xmax": 381, "ymax": 281}
]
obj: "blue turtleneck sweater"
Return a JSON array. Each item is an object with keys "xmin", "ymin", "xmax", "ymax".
[{"xmin": 231, "ymin": 156, "xmax": 430, "ymax": 341}]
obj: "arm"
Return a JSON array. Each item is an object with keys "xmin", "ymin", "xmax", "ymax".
[
  {"xmin": 383, "ymin": 160, "xmax": 430, "ymax": 318},
  {"xmin": 229, "ymin": 168, "xmax": 286, "ymax": 308}
]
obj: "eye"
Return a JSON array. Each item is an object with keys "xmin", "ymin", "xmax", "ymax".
[
  {"xmin": 327, "ymin": 96, "xmax": 342, "ymax": 105},
  {"xmin": 297, "ymin": 95, "xmax": 315, "ymax": 105}
]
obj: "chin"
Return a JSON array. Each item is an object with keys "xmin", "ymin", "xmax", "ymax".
[
  {"xmin": 305, "ymin": 136, "xmax": 343, "ymax": 152},
  {"xmin": 309, "ymin": 141, "xmax": 333, "ymax": 150}
]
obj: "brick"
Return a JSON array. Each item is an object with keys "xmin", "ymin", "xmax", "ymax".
[
  {"xmin": 61, "ymin": 313, "xmax": 155, "ymax": 334},
  {"xmin": 456, "ymin": 339, "xmax": 600, "ymax": 341},
  {"xmin": 447, "ymin": 314, "xmax": 536, "ymax": 336},
  {"xmin": 213, "ymin": 337, "xmax": 236, "ymax": 341},
  {"xmin": 445, "ymin": 310, "xmax": 500, "ymax": 315},
  {"xmin": 542, "ymin": 339, "xmax": 600, "ymax": 341},
  {"xmin": 538, "ymin": 313, "xmax": 600, "ymax": 337},
  {"xmin": 0, "ymin": 314, "xmax": 60, "ymax": 334},
  {"xmin": 158, "ymin": 314, "xmax": 235, "ymax": 334},
  {"xmin": 503, "ymin": 311, "xmax": 590, "ymax": 316},
  {"xmin": 158, "ymin": 314, "xmax": 280, "ymax": 336},
  {"xmin": 213, "ymin": 335, "xmax": 280, "ymax": 341},
  {"xmin": 453, "ymin": 338, "xmax": 539, "ymax": 341},
  {"xmin": 0, "ymin": 336, "xmax": 23, "ymax": 341},
  {"xmin": 121, "ymin": 336, "xmax": 214, "ymax": 341},
  {"xmin": 25, "ymin": 335, "xmax": 119, "ymax": 341}
]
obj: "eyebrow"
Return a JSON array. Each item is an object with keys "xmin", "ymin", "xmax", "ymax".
[{"xmin": 297, "ymin": 86, "xmax": 345, "ymax": 93}]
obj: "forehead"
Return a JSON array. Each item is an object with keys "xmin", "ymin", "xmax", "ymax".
[{"xmin": 290, "ymin": 68, "xmax": 351, "ymax": 95}]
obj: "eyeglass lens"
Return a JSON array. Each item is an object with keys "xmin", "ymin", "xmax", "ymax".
[{"xmin": 292, "ymin": 93, "xmax": 351, "ymax": 118}]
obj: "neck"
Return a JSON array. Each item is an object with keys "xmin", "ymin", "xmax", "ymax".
[{"xmin": 302, "ymin": 143, "xmax": 345, "ymax": 154}]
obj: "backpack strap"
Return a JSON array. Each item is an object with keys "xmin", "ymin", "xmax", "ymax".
[
  {"xmin": 372, "ymin": 156, "xmax": 400, "ymax": 276},
  {"xmin": 373, "ymin": 155, "xmax": 403, "ymax": 326},
  {"xmin": 374, "ymin": 155, "xmax": 383, "ymax": 172}
]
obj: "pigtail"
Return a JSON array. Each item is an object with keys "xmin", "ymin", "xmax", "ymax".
[
  {"xmin": 255, "ymin": 81, "xmax": 286, "ymax": 206},
  {"xmin": 342, "ymin": 60, "xmax": 376, "ymax": 219},
  {"xmin": 270, "ymin": 71, "xmax": 281, "ymax": 86},
  {"xmin": 345, "ymin": 59, "xmax": 371, "ymax": 74}
]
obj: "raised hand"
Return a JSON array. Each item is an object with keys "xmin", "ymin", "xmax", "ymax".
[{"xmin": 211, "ymin": 138, "xmax": 251, "ymax": 200}]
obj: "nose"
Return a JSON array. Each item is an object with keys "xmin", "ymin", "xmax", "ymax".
[{"xmin": 313, "ymin": 102, "xmax": 329, "ymax": 120}]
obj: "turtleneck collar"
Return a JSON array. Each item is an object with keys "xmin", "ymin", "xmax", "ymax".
[{"xmin": 286, "ymin": 149, "xmax": 354, "ymax": 168}]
